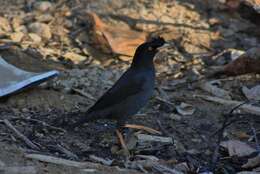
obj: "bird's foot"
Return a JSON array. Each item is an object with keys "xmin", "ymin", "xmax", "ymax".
[
  {"xmin": 116, "ymin": 129, "xmax": 130, "ymax": 157},
  {"xmin": 124, "ymin": 124, "xmax": 162, "ymax": 135}
]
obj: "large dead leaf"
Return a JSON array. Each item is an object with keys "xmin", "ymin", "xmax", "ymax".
[
  {"xmin": 242, "ymin": 85, "xmax": 260, "ymax": 101},
  {"xmin": 242, "ymin": 155, "xmax": 260, "ymax": 168},
  {"xmin": 220, "ymin": 140, "xmax": 256, "ymax": 157},
  {"xmin": 83, "ymin": 12, "xmax": 147, "ymax": 60}
]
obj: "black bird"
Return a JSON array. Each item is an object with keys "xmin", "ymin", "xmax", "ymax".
[{"xmin": 72, "ymin": 37, "xmax": 166, "ymax": 151}]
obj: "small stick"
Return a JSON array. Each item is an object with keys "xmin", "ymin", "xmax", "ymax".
[
  {"xmin": 56, "ymin": 145, "xmax": 79, "ymax": 160},
  {"xmin": 124, "ymin": 124, "xmax": 162, "ymax": 135},
  {"xmin": 72, "ymin": 88, "xmax": 96, "ymax": 101},
  {"xmin": 89, "ymin": 155, "xmax": 113, "ymax": 166},
  {"xmin": 25, "ymin": 154, "xmax": 97, "ymax": 168},
  {"xmin": 3, "ymin": 119, "xmax": 39, "ymax": 150},
  {"xmin": 11, "ymin": 117, "xmax": 66, "ymax": 133},
  {"xmin": 155, "ymin": 97, "xmax": 175, "ymax": 107},
  {"xmin": 195, "ymin": 95, "xmax": 260, "ymax": 115}
]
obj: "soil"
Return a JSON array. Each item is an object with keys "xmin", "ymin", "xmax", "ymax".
[{"xmin": 0, "ymin": 0, "xmax": 260, "ymax": 174}]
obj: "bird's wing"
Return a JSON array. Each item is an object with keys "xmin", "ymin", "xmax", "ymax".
[{"xmin": 87, "ymin": 68, "xmax": 145, "ymax": 113}]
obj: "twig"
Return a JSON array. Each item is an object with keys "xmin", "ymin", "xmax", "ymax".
[
  {"xmin": 56, "ymin": 144, "xmax": 79, "ymax": 160},
  {"xmin": 155, "ymin": 97, "xmax": 175, "ymax": 107},
  {"xmin": 10, "ymin": 117, "xmax": 66, "ymax": 133},
  {"xmin": 72, "ymin": 88, "xmax": 96, "ymax": 101},
  {"xmin": 25, "ymin": 154, "xmax": 143, "ymax": 173},
  {"xmin": 210, "ymin": 102, "xmax": 250, "ymax": 172},
  {"xmin": 89, "ymin": 155, "xmax": 113, "ymax": 166},
  {"xmin": 195, "ymin": 95, "xmax": 260, "ymax": 115},
  {"xmin": 3, "ymin": 119, "xmax": 39, "ymax": 150},
  {"xmin": 210, "ymin": 115, "xmax": 229, "ymax": 172},
  {"xmin": 25, "ymin": 154, "xmax": 97, "ymax": 168}
]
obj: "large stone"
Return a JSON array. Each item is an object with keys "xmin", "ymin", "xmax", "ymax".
[
  {"xmin": 28, "ymin": 22, "xmax": 52, "ymax": 40},
  {"xmin": 33, "ymin": 1, "xmax": 53, "ymax": 12}
]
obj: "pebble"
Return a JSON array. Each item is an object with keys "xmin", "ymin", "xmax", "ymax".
[{"xmin": 28, "ymin": 22, "xmax": 52, "ymax": 40}]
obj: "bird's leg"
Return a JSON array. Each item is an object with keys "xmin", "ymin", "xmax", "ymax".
[
  {"xmin": 124, "ymin": 124, "xmax": 162, "ymax": 135},
  {"xmin": 115, "ymin": 120, "xmax": 130, "ymax": 156},
  {"xmin": 116, "ymin": 129, "xmax": 130, "ymax": 156}
]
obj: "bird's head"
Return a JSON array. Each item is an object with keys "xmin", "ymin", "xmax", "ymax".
[{"xmin": 131, "ymin": 36, "xmax": 166, "ymax": 67}]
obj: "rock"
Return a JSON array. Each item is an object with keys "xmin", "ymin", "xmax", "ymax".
[
  {"xmin": 10, "ymin": 32, "xmax": 24, "ymax": 42},
  {"xmin": 33, "ymin": 1, "xmax": 53, "ymax": 12},
  {"xmin": 11, "ymin": 17, "xmax": 23, "ymax": 31},
  {"xmin": 176, "ymin": 102, "xmax": 195, "ymax": 116},
  {"xmin": 169, "ymin": 113, "xmax": 182, "ymax": 121},
  {"xmin": 28, "ymin": 33, "xmax": 42, "ymax": 44},
  {"xmin": 0, "ymin": 16, "xmax": 12, "ymax": 32},
  {"xmin": 28, "ymin": 22, "xmax": 52, "ymax": 40},
  {"xmin": 63, "ymin": 52, "xmax": 86, "ymax": 64},
  {"xmin": 35, "ymin": 14, "xmax": 53, "ymax": 23},
  {"xmin": 15, "ymin": 25, "xmax": 28, "ymax": 33}
]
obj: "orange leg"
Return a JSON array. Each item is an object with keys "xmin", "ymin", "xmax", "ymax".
[
  {"xmin": 116, "ymin": 129, "xmax": 130, "ymax": 156},
  {"xmin": 124, "ymin": 124, "xmax": 162, "ymax": 135}
]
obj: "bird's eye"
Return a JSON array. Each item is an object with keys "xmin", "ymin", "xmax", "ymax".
[{"xmin": 148, "ymin": 46, "xmax": 153, "ymax": 51}]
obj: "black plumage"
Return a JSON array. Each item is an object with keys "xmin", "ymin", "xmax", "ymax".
[{"xmin": 73, "ymin": 37, "xmax": 166, "ymax": 128}]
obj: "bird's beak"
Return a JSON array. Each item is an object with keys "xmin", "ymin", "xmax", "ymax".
[{"xmin": 157, "ymin": 43, "xmax": 171, "ymax": 51}]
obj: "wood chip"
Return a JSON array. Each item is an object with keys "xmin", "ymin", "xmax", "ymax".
[{"xmin": 136, "ymin": 134, "xmax": 173, "ymax": 144}]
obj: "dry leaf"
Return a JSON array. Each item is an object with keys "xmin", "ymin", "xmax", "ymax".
[
  {"xmin": 28, "ymin": 22, "xmax": 52, "ymax": 40},
  {"xmin": 63, "ymin": 52, "xmax": 86, "ymax": 64},
  {"xmin": 242, "ymin": 155, "xmax": 260, "ymax": 168},
  {"xmin": 242, "ymin": 85, "xmax": 260, "ymax": 100},
  {"xmin": 220, "ymin": 140, "xmax": 256, "ymax": 157}
]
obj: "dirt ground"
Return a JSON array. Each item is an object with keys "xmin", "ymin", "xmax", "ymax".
[{"xmin": 0, "ymin": 0, "xmax": 260, "ymax": 174}]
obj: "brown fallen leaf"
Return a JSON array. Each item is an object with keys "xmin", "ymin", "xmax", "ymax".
[
  {"xmin": 208, "ymin": 47, "xmax": 260, "ymax": 77},
  {"xmin": 83, "ymin": 12, "xmax": 147, "ymax": 60}
]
